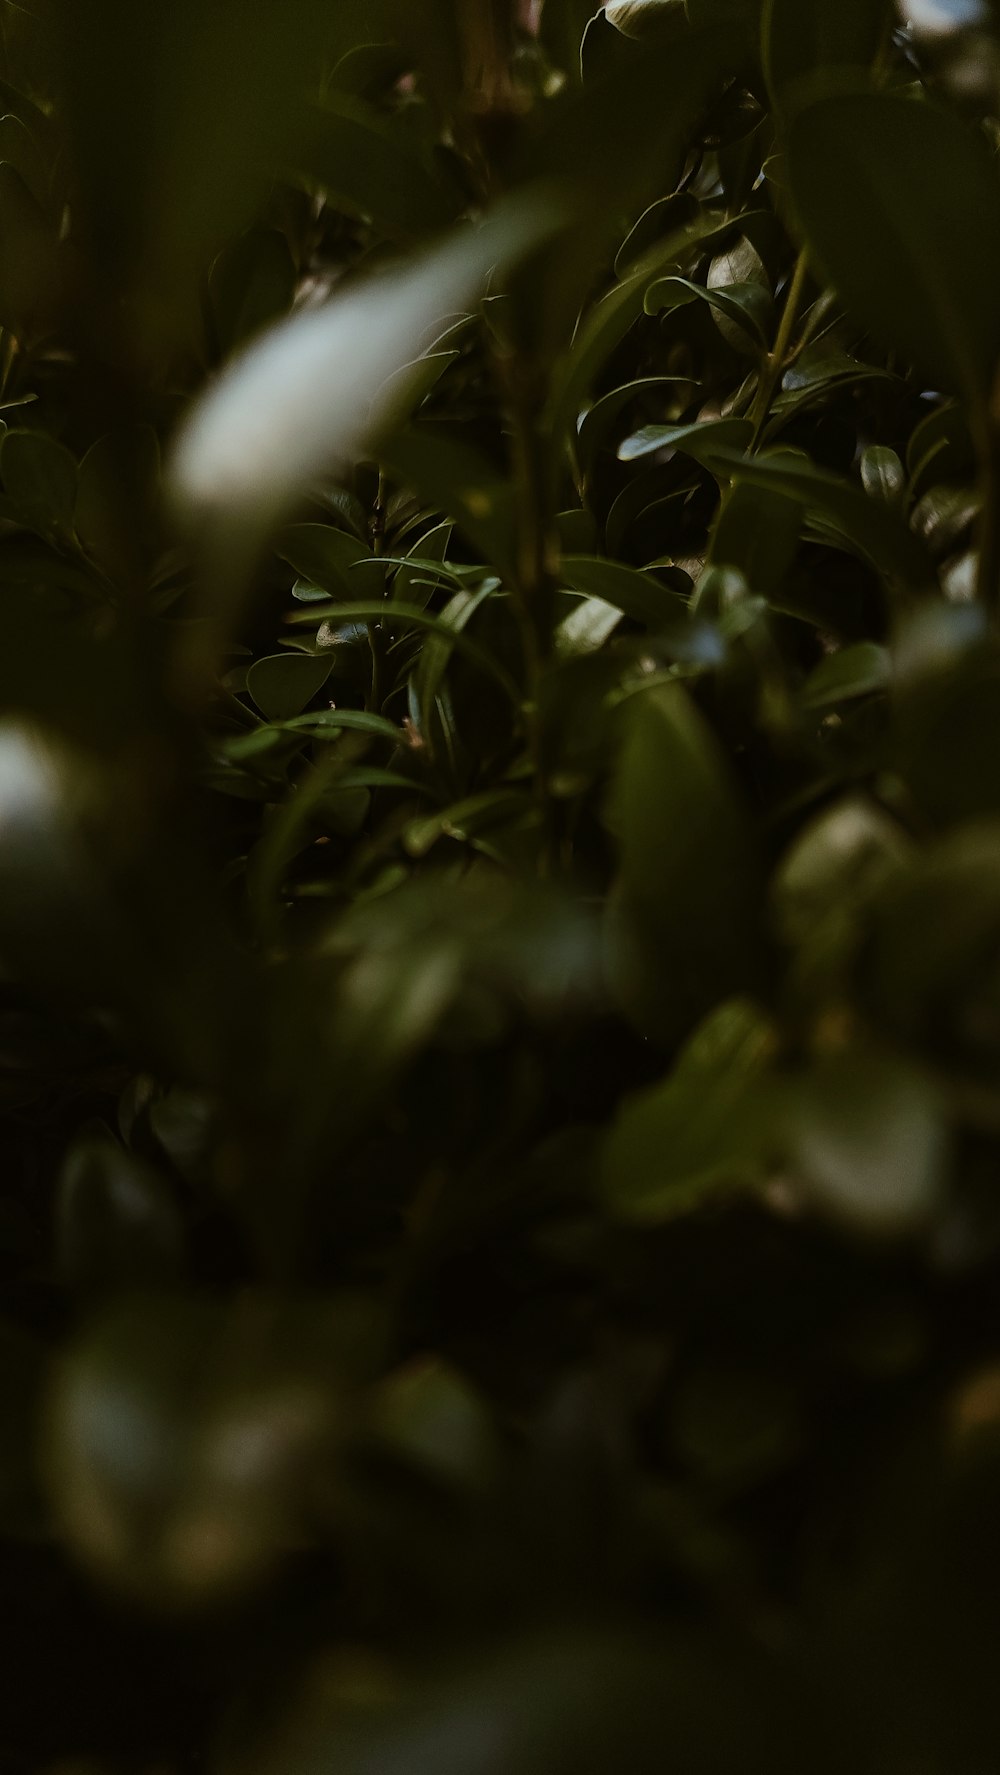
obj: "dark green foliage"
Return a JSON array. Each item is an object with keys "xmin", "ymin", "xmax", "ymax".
[{"xmin": 4, "ymin": 2, "xmax": 1000, "ymax": 1771}]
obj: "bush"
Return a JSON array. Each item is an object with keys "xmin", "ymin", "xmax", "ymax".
[{"xmin": 4, "ymin": 0, "xmax": 1000, "ymax": 1769}]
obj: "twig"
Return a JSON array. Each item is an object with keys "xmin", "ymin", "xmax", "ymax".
[{"xmin": 747, "ymin": 248, "xmax": 810, "ymax": 453}]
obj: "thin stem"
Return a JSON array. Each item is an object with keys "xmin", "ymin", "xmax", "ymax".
[
  {"xmin": 250, "ymin": 737, "xmax": 363, "ymax": 946},
  {"xmin": 747, "ymin": 248, "xmax": 810, "ymax": 452},
  {"xmin": 368, "ymin": 469, "xmax": 387, "ymax": 714},
  {"xmin": 502, "ymin": 356, "xmax": 562, "ymax": 871},
  {"xmin": 783, "ymin": 287, "xmax": 838, "ymax": 368}
]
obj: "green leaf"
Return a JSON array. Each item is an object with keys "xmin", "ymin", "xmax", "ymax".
[
  {"xmin": 554, "ymin": 595, "xmax": 624, "ymax": 658},
  {"xmin": 0, "ymin": 534, "xmax": 104, "ymax": 603},
  {"xmin": 243, "ymin": 1627, "xmax": 789, "ymax": 1775},
  {"xmin": 291, "ymin": 600, "xmax": 522, "ymax": 705},
  {"xmin": 286, "ymin": 709, "xmax": 404, "ymax": 743},
  {"xmin": 547, "ymin": 208, "xmax": 735, "ymax": 442},
  {"xmin": 317, "ymin": 485, "xmax": 371, "ymax": 542},
  {"xmin": 768, "ymin": 344, "xmax": 897, "ymax": 434},
  {"xmin": 393, "ymin": 518, "xmax": 454, "ymax": 610},
  {"xmin": 772, "ymin": 795, "xmax": 912, "ymax": 947},
  {"xmin": 709, "ymin": 480, "xmax": 801, "ymax": 599},
  {"xmin": 617, "ymin": 417, "xmax": 753, "ymax": 468},
  {"xmin": 513, "ymin": 21, "xmax": 733, "ymax": 355},
  {"xmin": 56, "ymin": 1134, "xmax": 183, "ymax": 1292},
  {"xmin": 607, "ymin": 681, "xmax": 762, "ymax": 1041},
  {"xmin": 783, "ymin": 88, "xmax": 1000, "ymax": 404},
  {"xmin": 706, "ymin": 448, "xmax": 932, "ymax": 587},
  {"xmin": 278, "ymin": 524, "xmax": 382, "ymax": 597},
  {"xmin": 560, "ymin": 555, "xmax": 688, "ymax": 627},
  {"xmin": 376, "ymin": 349, "xmax": 460, "ymax": 415},
  {"xmin": 42, "ymin": 1296, "xmax": 343, "ymax": 1603},
  {"xmin": 299, "ymin": 95, "xmax": 464, "ymax": 238},
  {"xmin": 614, "ymin": 191, "xmax": 700, "ymax": 272},
  {"xmin": 246, "ymin": 652, "xmax": 333, "ymax": 722},
  {"xmin": 221, "ymin": 708, "xmax": 404, "ymax": 762},
  {"xmin": 602, "ymin": 998, "xmax": 778, "ymax": 1220},
  {"xmin": 576, "ymin": 376, "xmax": 690, "ymax": 474},
  {"xmin": 644, "ymin": 275, "xmax": 772, "ymax": 348},
  {"xmin": 169, "ymin": 193, "xmax": 561, "ymax": 555},
  {"xmin": 911, "ymin": 484, "xmax": 979, "ymax": 559},
  {"xmin": 376, "ymin": 556, "xmax": 469, "ymax": 588},
  {"xmin": 860, "ymin": 445, "xmax": 905, "ymax": 507},
  {"xmin": 906, "ymin": 400, "xmax": 974, "ymax": 495},
  {"xmin": 404, "ymin": 789, "xmax": 535, "ymax": 857},
  {"xmin": 1, "ymin": 428, "xmax": 77, "ymax": 537},
  {"xmin": 799, "ymin": 641, "xmax": 890, "ymax": 711},
  {"xmin": 333, "ymin": 766, "xmax": 429, "ymax": 795},
  {"xmin": 865, "ymin": 820, "xmax": 1000, "ymax": 1059},
  {"xmin": 384, "ymin": 429, "xmax": 517, "ymax": 579},
  {"xmin": 784, "ymin": 1046, "xmax": 947, "ymax": 1234},
  {"xmin": 706, "ymin": 230, "xmax": 769, "ymax": 295},
  {"xmin": 372, "ymin": 1357, "xmax": 497, "ymax": 1487},
  {"xmin": 413, "ymin": 580, "xmax": 497, "ymax": 753},
  {"xmin": 779, "ymin": 342, "xmax": 891, "ymax": 397}
]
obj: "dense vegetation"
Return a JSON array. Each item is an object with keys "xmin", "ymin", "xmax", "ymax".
[{"xmin": 4, "ymin": 0, "xmax": 1000, "ymax": 1768}]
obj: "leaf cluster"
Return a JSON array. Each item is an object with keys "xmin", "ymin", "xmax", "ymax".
[{"xmin": 3, "ymin": 2, "xmax": 1000, "ymax": 1771}]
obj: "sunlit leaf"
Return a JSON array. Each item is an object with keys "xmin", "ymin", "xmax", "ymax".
[{"xmin": 618, "ymin": 417, "xmax": 753, "ymax": 468}]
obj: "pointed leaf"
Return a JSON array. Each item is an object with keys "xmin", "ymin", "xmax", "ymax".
[
  {"xmin": 290, "ymin": 600, "xmax": 521, "ymax": 704},
  {"xmin": 560, "ymin": 554, "xmax": 688, "ymax": 627},
  {"xmin": 576, "ymin": 376, "xmax": 690, "ymax": 472},
  {"xmin": 645, "ymin": 275, "xmax": 772, "ymax": 348},
  {"xmin": 618, "ymin": 417, "xmax": 753, "ymax": 467},
  {"xmin": 706, "ymin": 448, "xmax": 933, "ymax": 586}
]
